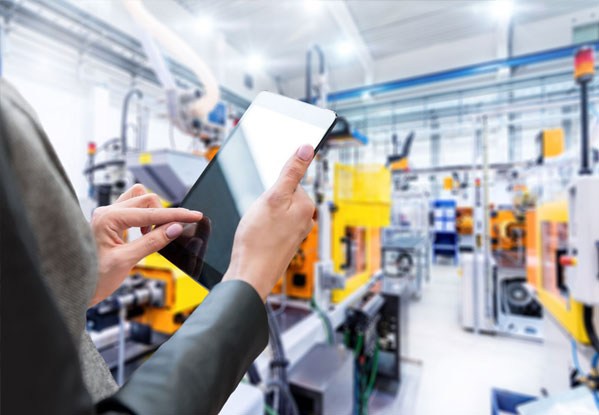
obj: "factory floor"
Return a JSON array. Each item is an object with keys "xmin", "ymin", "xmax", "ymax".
[{"xmin": 371, "ymin": 264, "xmax": 546, "ymax": 415}]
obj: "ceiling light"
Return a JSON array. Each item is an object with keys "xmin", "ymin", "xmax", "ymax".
[
  {"xmin": 304, "ymin": 0, "xmax": 322, "ymax": 13},
  {"xmin": 247, "ymin": 54, "xmax": 264, "ymax": 72},
  {"xmin": 337, "ymin": 41, "xmax": 354, "ymax": 57},
  {"xmin": 491, "ymin": 0, "xmax": 514, "ymax": 22},
  {"xmin": 197, "ymin": 15, "xmax": 214, "ymax": 34}
]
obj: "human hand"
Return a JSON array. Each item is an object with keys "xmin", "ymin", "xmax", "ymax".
[
  {"xmin": 222, "ymin": 145, "xmax": 316, "ymax": 301},
  {"xmin": 89, "ymin": 184, "xmax": 202, "ymax": 307}
]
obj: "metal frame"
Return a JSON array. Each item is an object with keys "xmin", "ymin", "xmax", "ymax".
[{"xmin": 327, "ymin": 41, "xmax": 599, "ymax": 103}]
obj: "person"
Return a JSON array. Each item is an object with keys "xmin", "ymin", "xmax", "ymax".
[{"xmin": 0, "ymin": 78, "xmax": 316, "ymax": 414}]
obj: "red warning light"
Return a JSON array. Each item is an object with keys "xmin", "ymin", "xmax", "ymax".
[{"xmin": 574, "ymin": 47, "xmax": 595, "ymax": 82}]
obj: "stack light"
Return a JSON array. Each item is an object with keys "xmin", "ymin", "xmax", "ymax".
[{"xmin": 574, "ymin": 46, "xmax": 595, "ymax": 84}]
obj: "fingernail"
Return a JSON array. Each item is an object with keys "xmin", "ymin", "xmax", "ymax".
[
  {"xmin": 166, "ymin": 223, "xmax": 183, "ymax": 239},
  {"xmin": 297, "ymin": 144, "xmax": 313, "ymax": 161}
]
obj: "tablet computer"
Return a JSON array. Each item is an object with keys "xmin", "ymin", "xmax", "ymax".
[{"xmin": 159, "ymin": 92, "xmax": 337, "ymax": 289}]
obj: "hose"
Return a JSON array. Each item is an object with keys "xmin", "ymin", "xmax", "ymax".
[
  {"xmin": 247, "ymin": 363, "xmax": 261, "ymax": 386},
  {"xmin": 583, "ymin": 305, "xmax": 599, "ymax": 355},
  {"xmin": 571, "ymin": 339, "xmax": 583, "ymax": 375},
  {"xmin": 364, "ymin": 341, "xmax": 380, "ymax": 399},
  {"xmin": 121, "ymin": 0, "xmax": 219, "ymax": 118},
  {"xmin": 310, "ymin": 298, "xmax": 334, "ymax": 345},
  {"xmin": 265, "ymin": 303, "xmax": 300, "ymax": 415},
  {"xmin": 265, "ymin": 379, "xmax": 299, "ymax": 415},
  {"xmin": 120, "ymin": 89, "xmax": 143, "ymax": 155}
]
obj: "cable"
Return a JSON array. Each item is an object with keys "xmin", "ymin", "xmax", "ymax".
[
  {"xmin": 583, "ymin": 305, "xmax": 599, "ymax": 355},
  {"xmin": 310, "ymin": 298, "xmax": 334, "ymax": 345},
  {"xmin": 120, "ymin": 88, "xmax": 143, "ymax": 155},
  {"xmin": 362, "ymin": 341, "xmax": 380, "ymax": 415},
  {"xmin": 265, "ymin": 403, "xmax": 279, "ymax": 415},
  {"xmin": 265, "ymin": 304, "xmax": 300, "ymax": 415},
  {"xmin": 571, "ymin": 339, "xmax": 583, "ymax": 375},
  {"xmin": 247, "ymin": 363, "xmax": 261, "ymax": 385},
  {"xmin": 364, "ymin": 341, "xmax": 380, "ymax": 399},
  {"xmin": 265, "ymin": 380, "xmax": 299, "ymax": 415}
]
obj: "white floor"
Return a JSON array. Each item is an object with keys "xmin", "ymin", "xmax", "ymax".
[{"xmin": 403, "ymin": 265, "xmax": 547, "ymax": 415}]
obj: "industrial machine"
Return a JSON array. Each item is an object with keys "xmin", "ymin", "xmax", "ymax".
[
  {"xmin": 381, "ymin": 189, "xmax": 430, "ymax": 299},
  {"xmin": 460, "ymin": 120, "xmax": 544, "ymax": 341},
  {"xmin": 330, "ymin": 163, "xmax": 391, "ymax": 303},
  {"xmin": 500, "ymin": 46, "xmax": 599, "ymax": 412},
  {"xmin": 456, "ymin": 206, "xmax": 474, "ymax": 251}
]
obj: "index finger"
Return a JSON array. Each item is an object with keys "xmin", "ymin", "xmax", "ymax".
[
  {"xmin": 272, "ymin": 144, "xmax": 313, "ymax": 197},
  {"xmin": 116, "ymin": 184, "xmax": 147, "ymax": 203},
  {"xmin": 110, "ymin": 207, "xmax": 202, "ymax": 228}
]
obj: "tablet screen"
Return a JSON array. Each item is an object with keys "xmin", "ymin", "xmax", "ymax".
[{"xmin": 159, "ymin": 92, "xmax": 336, "ymax": 288}]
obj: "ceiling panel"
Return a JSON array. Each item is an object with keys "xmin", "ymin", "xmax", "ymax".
[{"xmin": 175, "ymin": 0, "xmax": 598, "ymax": 81}]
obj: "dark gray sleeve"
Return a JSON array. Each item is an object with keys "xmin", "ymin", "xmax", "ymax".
[{"xmin": 98, "ymin": 280, "xmax": 269, "ymax": 415}]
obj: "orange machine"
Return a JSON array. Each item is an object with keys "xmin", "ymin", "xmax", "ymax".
[
  {"xmin": 273, "ymin": 225, "xmax": 319, "ymax": 299},
  {"xmin": 490, "ymin": 209, "xmax": 526, "ymax": 252},
  {"xmin": 456, "ymin": 207, "xmax": 473, "ymax": 235}
]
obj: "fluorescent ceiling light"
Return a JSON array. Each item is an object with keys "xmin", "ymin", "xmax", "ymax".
[
  {"xmin": 337, "ymin": 41, "xmax": 354, "ymax": 57},
  {"xmin": 247, "ymin": 54, "xmax": 264, "ymax": 72},
  {"xmin": 491, "ymin": 0, "xmax": 514, "ymax": 21},
  {"xmin": 197, "ymin": 15, "xmax": 214, "ymax": 34}
]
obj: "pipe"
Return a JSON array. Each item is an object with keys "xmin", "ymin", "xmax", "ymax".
[
  {"xmin": 121, "ymin": 0, "xmax": 219, "ymax": 118},
  {"xmin": 117, "ymin": 305, "xmax": 127, "ymax": 386},
  {"xmin": 306, "ymin": 48, "xmax": 312, "ymax": 104},
  {"xmin": 579, "ymin": 80, "xmax": 592, "ymax": 175},
  {"xmin": 326, "ymin": 41, "xmax": 599, "ymax": 103},
  {"xmin": 120, "ymin": 88, "xmax": 143, "ymax": 155}
]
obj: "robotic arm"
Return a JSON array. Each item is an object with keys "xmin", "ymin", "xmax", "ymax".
[{"xmin": 121, "ymin": 0, "xmax": 220, "ymax": 137}]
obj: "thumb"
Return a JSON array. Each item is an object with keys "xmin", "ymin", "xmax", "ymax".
[
  {"xmin": 273, "ymin": 144, "xmax": 313, "ymax": 197},
  {"xmin": 122, "ymin": 222, "xmax": 182, "ymax": 263}
]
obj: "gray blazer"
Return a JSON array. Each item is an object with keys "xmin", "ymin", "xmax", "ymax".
[{"xmin": 0, "ymin": 78, "xmax": 268, "ymax": 414}]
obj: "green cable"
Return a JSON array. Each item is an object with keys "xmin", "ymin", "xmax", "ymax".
[
  {"xmin": 264, "ymin": 403, "xmax": 279, "ymax": 415},
  {"xmin": 310, "ymin": 298, "xmax": 334, "ymax": 345},
  {"xmin": 362, "ymin": 340, "xmax": 380, "ymax": 415},
  {"xmin": 354, "ymin": 333, "xmax": 364, "ymax": 358}
]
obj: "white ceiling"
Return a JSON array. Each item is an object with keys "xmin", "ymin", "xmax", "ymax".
[{"xmin": 175, "ymin": 0, "xmax": 598, "ymax": 81}]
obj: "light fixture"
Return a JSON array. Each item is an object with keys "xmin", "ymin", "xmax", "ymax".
[
  {"xmin": 197, "ymin": 15, "xmax": 214, "ymax": 34},
  {"xmin": 304, "ymin": 0, "xmax": 322, "ymax": 13},
  {"xmin": 247, "ymin": 53, "xmax": 264, "ymax": 72},
  {"xmin": 491, "ymin": 0, "xmax": 514, "ymax": 22},
  {"xmin": 336, "ymin": 41, "xmax": 354, "ymax": 57}
]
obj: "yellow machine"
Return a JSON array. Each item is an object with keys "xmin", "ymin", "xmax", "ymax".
[
  {"xmin": 331, "ymin": 163, "xmax": 391, "ymax": 303},
  {"xmin": 130, "ymin": 253, "xmax": 208, "ymax": 334},
  {"xmin": 536, "ymin": 128, "xmax": 565, "ymax": 164},
  {"xmin": 274, "ymin": 163, "xmax": 391, "ymax": 303},
  {"xmin": 526, "ymin": 200, "xmax": 590, "ymax": 344}
]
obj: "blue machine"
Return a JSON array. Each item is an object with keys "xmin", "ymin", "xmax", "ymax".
[{"xmin": 431, "ymin": 199, "xmax": 458, "ymax": 265}]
